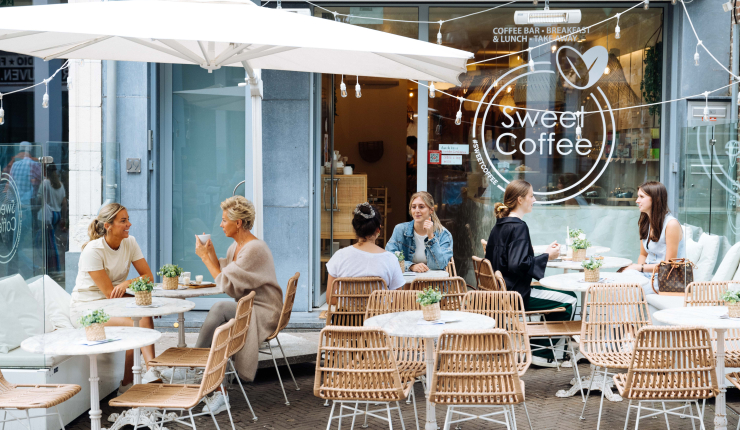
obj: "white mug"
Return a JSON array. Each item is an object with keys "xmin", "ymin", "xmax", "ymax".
[
  {"xmin": 182, "ymin": 271, "xmax": 191, "ymax": 280},
  {"xmin": 195, "ymin": 275, "xmax": 203, "ymax": 285},
  {"xmin": 182, "ymin": 276, "xmax": 191, "ymax": 285},
  {"xmin": 343, "ymin": 166, "xmax": 353, "ymax": 175}
]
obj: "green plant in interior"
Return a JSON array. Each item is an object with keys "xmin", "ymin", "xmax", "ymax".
[
  {"xmin": 78, "ymin": 310, "xmax": 110, "ymax": 327},
  {"xmin": 581, "ymin": 258, "xmax": 603, "ymax": 271},
  {"xmin": 568, "ymin": 229, "xmax": 584, "ymax": 239},
  {"xmin": 158, "ymin": 264, "xmax": 183, "ymax": 279},
  {"xmin": 130, "ymin": 277, "xmax": 154, "ymax": 293},
  {"xmin": 416, "ymin": 287, "xmax": 443, "ymax": 307},
  {"xmin": 641, "ymin": 41, "xmax": 663, "ymax": 117},
  {"xmin": 572, "ymin": 238, "xmax": 591, "ymax": 250},
  {"xmin": 722, "ymin": 290, "xmax": 740, "ymax": 304},
  {"xmin": 394, "ymin": 251, "xmax": 405, "ymax": 262}
]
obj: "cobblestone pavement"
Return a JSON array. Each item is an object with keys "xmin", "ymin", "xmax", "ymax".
[{"xmin": 68, "ymin": 362, "xmax": 740, "ymax": 430}]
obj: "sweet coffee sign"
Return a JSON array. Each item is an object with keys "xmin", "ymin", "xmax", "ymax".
[
  {"xmin": 472, "ymin": 45, "xmax": 616, "ymax": 205},
  {"xmin": 0, "ymin": 173, "xmax": 21, "ymax": 263}
]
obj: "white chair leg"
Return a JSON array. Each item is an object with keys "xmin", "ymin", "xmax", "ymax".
[
  {"xmin": 635, "ymin": 401, "xmax": 642, "ymax": 430},
  {"xmin": 396, "ymin": 401, "xmax": 406, "ymax": 430},
  {"xmin": 132, "ymin": 408, "xmax": 141, "ymax": 430},
  {"xmin": 410, "ymin": 385, "xmax": 419, "ymax": 430},
  {"xmin": 275, "ymin": 336, "xmax": 299, "ymax": 391},
  {"xmin": 24, "ymin": 410, "xmax": 31, "ymax": 430},
  {"xmin": 326, "ymin": 401, "xmax": 336, "ymax": 430},
  {"xmin": 696, "ymin": 401, "xmax": 707, "ymax": 430},
  {"xmin": 386, "ymin": 403, "xmax": 393, "ymax": 430},
  {"xmin": 189, "ymin": 409, "xmax": 198, "ymax": 430},
  {"xmin": 546, "ymin": 337, "xmax": 562, "ymax": 371},
  {"xmin": 222, "ymin": 385, "xmax": 237, "ymax": 430},
  {"xmin": 568, "ymin": 341, "xmax": 585, "ymax": 401},
  {"xmin": 509, "ymin": 404, "xmax": 518, "ymax": 430},
  {"xmin": 362, "ymin": 402, "xmax": 370, "ymax": 428},
  {"xmin": 596, "ymin": 366, "xmax": 609, "ymax": 430},
  {"xmin": 443, "ymin": 406, "xmax": 453, "ymax": 430},
  {"xmin": 207, "ymin": 405, "xmax": 222, "ymax": 430},
  {"xmin": 267, "ymin": 339, "xmax": 290, "ymax": 405},
  {"xmin": 623, "ymin": 399, "xmax": 632, "ymax": 430},
  {"xmin": 55, "ymin": 405, "xmax": 66, "ymax": 430},
  {"xmin": 579, "ymin": 365, "xmax": 598, "ymax": 420},
  {"xmin": 350, "ymin": 402, "xmax": 358, "ymax": 430},
  {"xmin": 503, "ymin": 405, "xmax": 512, "ymax": 430},
  {"xmin": 228, "ymin": 359, "xmax": 257, "ymax": 421},
  {"xmin": 522, "ymin": 401, "xmax": 533, "ymax": 430},
  {"xmin": 1, "ymin": 410, "xmax": 6, "ymax": 430},
  {"xmin": 662, "ymin": 402, "xmax": 671, "ymax": 429}
]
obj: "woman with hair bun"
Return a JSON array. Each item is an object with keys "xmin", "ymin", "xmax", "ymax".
[
  {"xmin": 485, "ymin": 180, "xmax": 577, "ymax": 367},
  {"xmin": 325, "ymin": 202, "xmax": 405, "ymax": 305},
  {"xmin": 385, "ymin": 191, "xmax": 453, "ymax": 273},
  {"xmin": 70, "ymin": 203, "xmax": 156, "ymax": 391},
  {"xmin": 194, "ymin": 195, "xmax": 283, "ymax": 412}
]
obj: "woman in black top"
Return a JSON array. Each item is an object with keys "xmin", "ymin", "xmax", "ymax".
[{"xmin": 485, "ymin": 179, "xmax": 577, "ymax": 367}]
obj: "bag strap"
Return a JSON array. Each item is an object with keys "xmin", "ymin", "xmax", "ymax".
[{"xmin": 651, "ymin": 263, "xmax": 661, "ymax": 295}]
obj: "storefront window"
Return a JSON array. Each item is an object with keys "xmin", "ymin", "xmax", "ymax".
[
  {"xmin": 428, "ymin": 6, "xmax": 664, "ymax": 281},
  {"xmin": 313, "ymin": 6, "xmax": 418, "ymax": 39}
]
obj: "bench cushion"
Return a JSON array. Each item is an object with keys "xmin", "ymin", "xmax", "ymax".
[
  {"xmin": 0, "ymin": 343, "xmax": 70, "ymax": 367},
  {"xmin": 646, "ymin": 294, "xmax": 684, "ymax": 311}
]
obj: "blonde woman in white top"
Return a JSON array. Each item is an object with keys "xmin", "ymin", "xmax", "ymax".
[{"xmin": 71, "ymin": 203, "xmax": 155, "ymax": 391}]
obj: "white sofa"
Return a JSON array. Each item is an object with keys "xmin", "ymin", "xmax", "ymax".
[{"xmin": 0, "ymin": 275, "xmax": 124, "ymax": 430}]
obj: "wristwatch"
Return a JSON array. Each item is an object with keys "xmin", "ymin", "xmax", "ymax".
[{"xmin": 640, "ymin": 264, "xmax": 644, "ymax": 273}]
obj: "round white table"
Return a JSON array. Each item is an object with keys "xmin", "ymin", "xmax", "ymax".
[
  {"xmin": 534, "ymin": 245, "xmax": 611, "ymax": 256},
  {"xmin": 364, "ymin": 310, "xmax": 495, "ymax": 430},
  {"xmin": 402, "ymin": 270, "xmax": 449, "ymax": 285},
  {"xmin": 547, "ymin": 257, "xmax": 632, "ymax": 272},
  {"xmin": 653, "ymin": 306, "xmax": 739, "ymax": 430},
  {"xmin": 21, "ymin": 327, "xmax": 160, "ymax": 430},
  {"xmin": 128, "ymin": 283, "xmax": 222, "ymax": 348}
]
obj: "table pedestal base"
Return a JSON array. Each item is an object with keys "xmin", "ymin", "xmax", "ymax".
[
  {"xmin": 715, "ymin": 329, "xmax": 728, "ymax": 430},
  {"xmin": 89, "ymin": 355, "xmax": 102, "ymax": 430},
  {"xmin": 555, "ymin": 366, "xmax": 622, "ymax": 402},
  {"xmin": 424, "ymin": 342, "xmax": 436, "ymax": 430},
  {"xmin": 106, "ymin": 408, "xmax": 178, "ymax": 430}
]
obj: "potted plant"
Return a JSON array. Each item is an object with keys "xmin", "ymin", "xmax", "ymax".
[
  {"xmin": 572, "ymin": 238, "xmax": 590, "ymax": 262},
  {"xmin": 394, "ymin": 251, "xmax": 405, "ymax": 273},
  {"xmin": 722, "ymin": 290, "xmax": 740, "ymax": 318},
  {"xmin": 130, "ymin": 277, "xmax": 155, "ymax": 306},
  {"xmin": 581, "ymin": 257, "xmax": 603, "ymax": 282},
  {"xmin": 417, "ymin": 287, "xmax": 443, "ymax": 321},
  {"xmin": 78, "ymin": 310, "xmax": 110, "ymax": 341},
  {"xmin": 158, "ymin": 264, "xmax": 183, "ymax": 290}
]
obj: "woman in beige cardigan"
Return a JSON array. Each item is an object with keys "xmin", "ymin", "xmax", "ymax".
[{"xmin": 194, "ymin": 195, "xmax": 283, "ymax": 415}]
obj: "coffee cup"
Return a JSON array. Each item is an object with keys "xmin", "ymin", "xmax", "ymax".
[
  {"xmin": 195, "ymin": 275, "xmax": 203, "ymax": 285},
  {"xmin": 182, "ymin": 276, "xmax": 191, "ymax": 285},
  {"xmin": 343, "ymin": 166, "xmax": 353, "ymax": 175},
  {"xmin": 197, "ymin": 234, "xmax": 211, "ymax": 245}
]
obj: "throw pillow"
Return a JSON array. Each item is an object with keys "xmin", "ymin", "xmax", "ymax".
[
  {"xmin": 0, "ymin": 274, "xmax": 45, "ymax": 353},
  {"xmin": 27, "ymin": 275, "xmax": 74, "ymax": 332},
  {"xmin": 695, "ymin": 233, "xmax": 721, "ymax": 282},
  {"xmin": 714, "ymin": 242, "xmax": 740, "ymax": 281}
]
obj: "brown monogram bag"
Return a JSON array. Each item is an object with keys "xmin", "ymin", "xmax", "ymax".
[{"xmin": 651, "ymin": 258, "xmax": 696, "ymax": 295}]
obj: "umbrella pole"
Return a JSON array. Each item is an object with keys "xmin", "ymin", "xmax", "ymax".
[{"xmin": 244, "ymin": 64, "xmax": 264, "ymax": 239}]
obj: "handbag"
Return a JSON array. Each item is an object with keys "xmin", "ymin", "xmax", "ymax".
[{"xmin": 651, "ymin": 258, "xmax": 696, "ymax": 295}]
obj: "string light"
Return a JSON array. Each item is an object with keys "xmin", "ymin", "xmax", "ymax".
[
  {"xmin": 429, "ymin": 81, "xmax": 436, "ymax": 98},
  {"xmin": 695, "ymin": 41, "xmax": 702, "ymax": 66},
  {"xmin": 355, "ymin": 76, "xmax": 361, "ymax": 98},
  {"xmin": 340, "ymin": 75, "xmax": 347, "ymax": 98},
  {"xmin": 702, "ymin": 91, "xmax": 710, "ymax": 121},
  {"xmin": 575, "ymin": 109, "xmax": 583, "ymax": 139},
  {"xmin": 528, "ymin": 48, "xmax": 535, "ymax": 72},
  {"xmin": 644, "ymin": 0, "xmax": 649, "ymax": 9},
  {"xmin": 507, "ymin": 85, "xmax": 512, "ymax": 93},
  {"xmin": 0, "ymin": 94, "xmax": 5, "ymax": 126},
  {"xmin": 42, "ymin": 79, "xmax": 49, "ymax": 109},
  {"xmin": 551, "ymin": 44, "xmax": 556, "ymax": 53},
  {"xmin": 615, "ymin": 14, "xmax": 621, "ymax": 39},
  {"xmin": 437, "ymin": 21, "xmax": 443, "ymax": 45},
  {"xmin": 672, "ymin": 0, "xmax": 677, "ymax": 4},
  {"xmin": 276, "ymin": 0, "xmax": 281, "ymax": 9},
  {"xmin": 455, "ymin": 97, "xmax": 463, "ymax": 125}
]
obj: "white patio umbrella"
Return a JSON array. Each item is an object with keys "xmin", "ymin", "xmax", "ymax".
[{"xmin": 0, "ymin": 0, "xmax": 472, "ymax": 237}]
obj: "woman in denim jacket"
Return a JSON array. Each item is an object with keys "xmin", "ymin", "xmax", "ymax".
[{"xmin": 385, "ymin": 191, "xmax": 453, "ymax": 272}]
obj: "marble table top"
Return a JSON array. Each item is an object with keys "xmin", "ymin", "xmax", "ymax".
[
  {"xmin": 653, "ymin": 306, "xmax": 740, "ymax": 329},
  {"xmin": 128, "ymin": 284, "xmax": 223, "ymax": 298},
  {"xmin": 364, "ymin": 311, "xmax": 495, "ymax": 339},
  {"xmin": 403, "ymin": 270, "xmax": 449, "ymax": 284},
  {"xmin": 539, "ymin": 272, "xmax": 650, "ymax": 293},
  {"xmin": 21, "ymin": 327, "xmax": 161, "ymax": 356},
  {"xmin": 72, "ymin": 297, "xmax": 195, "ymax": 318},
  {"xmin": 534, "ymin": 245, "xmax": 611, "ymax": 256},
  {"xmin": 547, "ymin": 257, "xmax": 632, "ymax": 271}
]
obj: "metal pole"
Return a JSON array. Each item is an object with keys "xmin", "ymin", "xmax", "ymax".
[{"xmin": 103, "ymin": 60, "xmax": 117, "ymax": 206}]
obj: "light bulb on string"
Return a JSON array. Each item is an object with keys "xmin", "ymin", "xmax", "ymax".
[
  {"xmin": 551, "ymin": 44, "xmax": 557, "ymax": 53},
  {"xmin": 507, "ymin": 85, "xmax": 512, "ymax": 93},
  {"xmin": 604, "ymin": 66, "xmax": 610, "ymax": 75},
  {"xmin": 276, "ymin": 0, "xmax": 281, "ymax": 9},
  {"xmin": 695, "ymin": 41, "xmax": 702, "ymax": 66},
  {"xmin": 615, "ymin": 14, "xmax": 621, "ymax": 39},
  {"xmin": 528, "ymin": 48, "xmax": 534, "ymax": 72},
  {"xmin": 702, "ymin": 92, "xmax": 710, "ymax": 121},
  {"xmin": 340, "ymin": 75, "xmax": 347, "ymax": 98},
  {"xmin": 355, "ymin": 76, "xmax": 361, "ymax": 98},
  {"xmin": 42, "ymin": 79, "xmax": 49, "ymax": 109},
  {"xmin": 575, "ymin": 109, "xmax": 583, "ymax": 139},
  {"xmin": 455, "ymin": 97, "xmax": 463, "ymax": 126},
  {"xmin": 672, "ymin": 0, "xmax": 676, "ymax": 4},
  {"xmin": 437, "ymin": 21, "xmax": 443, "ymax": 45},
  {"xmin": 493, "ymin": 79, "xmax": 499, "ymax": 88},
  {"xmin": 0, "ymin": 94, "xmax": 5, "ymax": 126},
  {"xmin": 644, "ymin": 0, "xmax": 649, "ymax": 9},
  {"xmin": 429, "ymin": 81, "xmax": 436, "ymax": 98}
]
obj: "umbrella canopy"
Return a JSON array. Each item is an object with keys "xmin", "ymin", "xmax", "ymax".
[{"xmin": 0, "ymin": 0, "xmax": 472, "ymax": 84}]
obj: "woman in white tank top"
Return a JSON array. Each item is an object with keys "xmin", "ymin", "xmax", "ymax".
[{"xmin": 622, "ymin": 181, "xmax": 685, "ymax": 295}]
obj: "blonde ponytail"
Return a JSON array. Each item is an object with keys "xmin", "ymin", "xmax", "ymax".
[
  {"xmin": 82, "ymin": 203, "xmax": 126, "ymax": 250},
  {"xmin": 408, "ymin": 191, "xmax": 445, "ymax": 234}
]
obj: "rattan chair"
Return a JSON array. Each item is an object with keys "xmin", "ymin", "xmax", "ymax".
[
  {"xmin": 445, "ymin": 258, "xmax": 457, "ymax": 277},
  {"xmin": 147, "ymin": 291, "xmax": 258, "ymax": 420},
  {"xmin": 579, "ymin": 284, "xmax": 652, "ymax": 430},
  {"xmin": 429, "ymin": 329, "xmax": 526, "ymax": 430},
  {"xmin": 684, "ymin": 281, "xmax": 740, "ymax": 367},
  {"xmin": 260, "ymin": 272, "xmax": 301, "ymax": 405},
  {"xmin": 314, "ymin": 326, "xmax": 418, "ymax": 430},
  {"xmin": 471, "ymin": 256, "xmax": 500, "ymax": 291},
  {"xmin": 493, "ymin": 271, "xmax": 565, "ymax": 318},
  {"xmin": 110, "ymin": 318, "xmax": 236, "ymax": 430},
  {"xmin": 325, "ymin": 277, "xmax": 388, "ymax": 327},
  {"xmin": 614, "ymin": 326, "xmax": 717, "ymax": 430},
  {"xmin": 409, "ymin": 277, "xmax": 466, "ymax": 311},
  {"xmin": 0, "ymin": 370, "xmax": 80, "ymax": 429}
]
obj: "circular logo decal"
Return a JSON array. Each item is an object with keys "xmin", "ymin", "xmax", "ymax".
[
  {"xmin": 0, "ymin": 173, "xmax": 21, "ymax": 263},
  {"xmin": 471, "ymin": 46, "xmax": 616, "ymax": 205}
]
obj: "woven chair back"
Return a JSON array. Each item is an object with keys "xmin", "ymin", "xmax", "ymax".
[
  {"xmin": 481, "ymin": 239, "xmax": 487, "ymax": 253},
  {"xmin": 327, "ymin": 277, "xmax": 388, "ymax": 327},
  {"xmin": 493, "ymin": 271, "xmax": 508, "ymax": 292},
  {"xmin": 365, "ymin": 290, "xmax": 426, "ymax": 366},
  {"xmin": 0, "ymin": 370, "xmax": 15, "ymax": 393},
  {"xmin": 580, "ymin": 284, "xmax": 652, "ymax": 363},
  {"xmin": 685, "ymin": 281, "xmax": 731, "ymax": 306},
  {"xmin": 409, "ymin": 277, "xmax": 467, "ymax": 310},
  {"xmin": 445, "ymin": 258, "xmax": 457, "ymax": 277},
  {"xmin": 621, "ymin": 326, "xmax": 718, "ymax": 400},
  {"xmin": 314, "ymin": 326, "xmax": 405, "ymax": 401},
  {"xmin": 461, "ymin": 291, "xmax": 531, "ymax": 375},
  {"xmin": 227, "ymin": 291, "xmax": 255, "ymax": 358},
  {"xmin": 471, "ymin": 257, "xmax": 499, "ymax": 291},
  {"xmin": 268, "ymin": 272, "xmax": 300, "ymax": 340},
  {"xmin": 429, "ymin": 329, "xmax": 524, "ymax": 405},
  {"xmin": 198, "ymin": 318, "xmax": 235, "ymax": 399}
]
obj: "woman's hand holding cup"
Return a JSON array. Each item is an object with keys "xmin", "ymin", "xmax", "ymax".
[{"xmin": 195, "ymin": 234, "xmax": 209, "ymax": 260}]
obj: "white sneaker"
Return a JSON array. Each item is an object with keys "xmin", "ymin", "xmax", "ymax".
[
  {"xmin": 531, "ymin": 356, "xmax": 560, "ymax": 368},
  {"xmin": 142, "ymin": 368, "xmax": 161, "ymax": 383},
  {"xmin": 202, "ymin": 391, "xmax": 228, "ymax": 415},
  {"xmin": 117, "ymin": 381, "xmax": 132, "ymax": 396}
]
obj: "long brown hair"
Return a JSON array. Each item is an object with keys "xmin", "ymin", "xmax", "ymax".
[
  {"xmin": 638, "ymin": 181, "xmax": 669, "ymax": 242},
  {"xmin": 495, "ymin": 180, "xmax": 532, "ymax": 219},
  {"xmin": 408, "ymin": 191, "xmax": 445, "ymax": 234}
]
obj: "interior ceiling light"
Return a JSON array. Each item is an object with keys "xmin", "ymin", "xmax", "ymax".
[{"xmin": 514, "ymin": 9, "xmax": 582, "ymax": 25}]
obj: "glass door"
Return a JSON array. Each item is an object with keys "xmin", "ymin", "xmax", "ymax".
[{"xmin": 165, "ymin": 65, "xmax": 246, "ymax": 307}]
